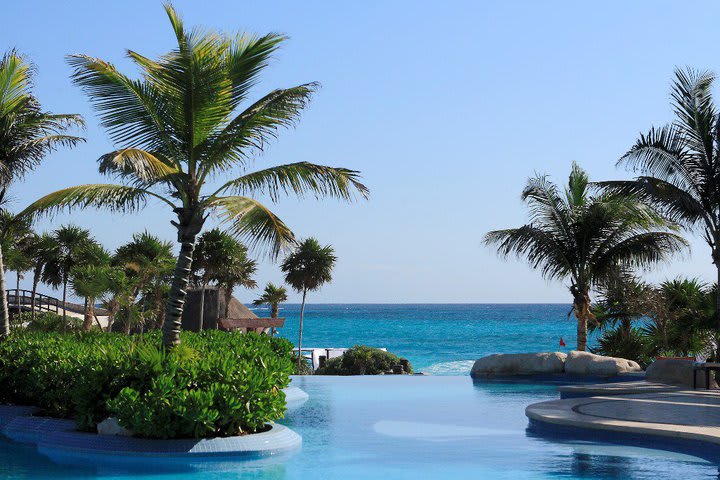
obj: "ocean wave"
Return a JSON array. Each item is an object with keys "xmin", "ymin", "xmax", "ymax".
[{"xmin": 423, "ymin": 360, "xmax": 475, "ymax": 376}]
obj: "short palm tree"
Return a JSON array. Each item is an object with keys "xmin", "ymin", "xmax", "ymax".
[
  {"xmin": 484, "ymin": 162, "xmax": 687, "ymax": 351},
  {"xmin": 253, "ymin": 282, "xmax": 288, "ymax": 319},
  {"xmin": 0, "ymin": 50, "xmax": 83, "ymax": 336},
  {"xmin": 193, "ymin": 228, "xmax": 256, "ymax": 328},
  {"xmin": 113, "ymin": 232, "xmax": 174, "ymax": 332},
  {"xmin": 601, "ymin": 68, "xmax": 720, "ymax": 335},
  {"xmin": 42, "ymin": 225, "xmax": 98, "ymax": 327},
  {"xmin": 23, "ymin": 232, "xmax": 55, "ymax": 322},
  {"xmin": 253, "ymin": 282, "xmax": 288, "ymax": 336},
  {"xmin": 282, "ymin": 238, "xmax": 336, "ymax": 368},
  {"xmin": 70, "ymin": 262, "xmax": 113, "ymax": 331},
  {"xmin": 0, "ymin": 211, "xmax": 33, "ymax": 315},
  {"xmin": 22, "ymin": 4, "xmax": 367, "ymax": 348}
]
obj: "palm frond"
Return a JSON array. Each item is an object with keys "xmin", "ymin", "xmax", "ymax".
[
  {"xmin": 20, "ymin": 184, "xmax": 174, "ymax": 219},
  {"xmin": 98, "ymin": 148, "xmax": 182, "ymax": 184},
  {"xmin": 212, "ymin": 162, "xmax": 369, "ymax": 201},
  {"xmin": 208, "ymin": 195, "xmax": 295, "ymax": 258}
]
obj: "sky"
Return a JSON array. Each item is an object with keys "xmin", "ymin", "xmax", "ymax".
[{"xmin": 0, "ymin": 0, "xmax": 718, "ymax": 303}]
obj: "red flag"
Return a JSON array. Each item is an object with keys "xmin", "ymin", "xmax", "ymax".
[{"xmin": 559, "ymin": 337, "xmax": 566, "ymax": 347}]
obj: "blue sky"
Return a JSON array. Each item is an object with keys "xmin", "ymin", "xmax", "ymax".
[{"xmin": 0, "ymin": 1, "xmax": 717, "ymax": 303}]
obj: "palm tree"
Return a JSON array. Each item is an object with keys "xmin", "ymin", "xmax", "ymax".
[
  {"xmin": 113, "ymin": 232, "xmax": 174, "ymax": 333},
  {"xmin": 253, "ymin": 282, "xmax": 288, "ymax": 319},
  {"xmin": 253, "ymin": 282, "xmax": 287, "ymax": 336},
  {"xmin": 282, "ymin": 238, "xmax": 336, "ymax": 368},
  {"xmin": 193, "ymin": 228, "xmax": 256, "ymax": 329},
  {"xmin": 42, "ymin": 225, "xmax": 97, "ymax": 327},
  {"xmin": 601, "ymin": 68, "xmax": 720, "ymax": 337},
  {"xmin": 484, "ymin": 162, "xmax": 688, "ymax": 351},
  {"xmin": 70, "ymin": 263, "xmax": 113, "ymax": 331},
  {"xmin": 22, "ymin": 4, "xmax": 367, "ymax": 348},
  {"xmin": 99, "ymin": 267, "xmax": 130, "ymax": 332},
  {"xmin": 22, "ymin": 233, "xmax": 55, "ymax": 322},
  {"xmin": 0, "ymin": 50, "xmax": 83, "ymax": 336},
  {"xmin": 0, "ymin": 211, "xmax": 32, "ymax": 315}
]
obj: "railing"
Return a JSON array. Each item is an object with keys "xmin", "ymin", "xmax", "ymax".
[{"xmin": 5, "ymin": 289, "xmax": 60, "ymax": 314}]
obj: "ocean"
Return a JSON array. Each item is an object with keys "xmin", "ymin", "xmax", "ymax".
[{"xmin": 256, "ymin": 303, "xmax": 595, "ymax": 375}]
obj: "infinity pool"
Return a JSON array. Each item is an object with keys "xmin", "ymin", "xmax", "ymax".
[{"xmin": 1, "ymin": 376, "xmax": 717, "ymax": 479}]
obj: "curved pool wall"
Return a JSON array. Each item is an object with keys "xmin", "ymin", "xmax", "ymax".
[{"xmin": 527, "ymin": 417, "xmax": 720, "ymax": 464}]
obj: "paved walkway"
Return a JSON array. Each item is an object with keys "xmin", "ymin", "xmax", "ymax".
[{"xmin": 527, "ymin": 389, "xmax": 720, "ymax": 445}]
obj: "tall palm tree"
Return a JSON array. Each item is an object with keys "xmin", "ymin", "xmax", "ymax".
[
  {"xmin": 22, "ymin": 4, "xmax": 367, "ymax": 348},
  {"xmin": 253, "ymin": 282, "xmax": 287, "ymax": 336},
  {"xmin": 253, "ymin": 282, "xmax": 288, "ymax": 319},
  {"xmin": 42, "ymin": 225, "xmax": 97, "ymax": 327},
  {"xmin": 601, "ymin": 68, "xmax": 720, "ymax": 336},
  {"xmin": 282, "ymin": 238, "xmax": 336, "ymax": 369},
  {"xmin": 484, "ymin": 162, "xmax": 688, "ymax": 351},
  {"xmin": 0, "ymin": 50, "xmax": 83, "ymax": 336}
]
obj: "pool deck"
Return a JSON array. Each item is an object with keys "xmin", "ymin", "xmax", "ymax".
[{"xmin": 527, "ymin": 384, "xmax": 720, "ymax": 446}]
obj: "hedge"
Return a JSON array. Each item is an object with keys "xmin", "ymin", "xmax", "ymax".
[
  {"xmin": 314, "ymin": 345, "xmax": 413, "ymax": 375},
  {"xmin": 0, "ymin": 331, "xmax": 294, "ymax": 439}
]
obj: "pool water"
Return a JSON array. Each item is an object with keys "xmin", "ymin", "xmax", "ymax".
[{"xmin": 1, "ymin": 376, "xmax": 717, "ymax": 479}]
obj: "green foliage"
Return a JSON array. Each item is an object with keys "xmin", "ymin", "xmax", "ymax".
[
  {"xmin": 0, "ymin": 331, "xmax": 295, "ymax": 439},
  {"xmin": 591, "ymin": 327, "xmax": 653, "ymax": 368},
  {"xmin": 11, "ymin": 311, "xmax": 83, "ymax": 332},
  {"xmin": 282, "ymin": 238, "xmax": 336, "ymax": 294},
  {"xmin": 315, "ymin": 346, "xmax": 413, "ymax": 375}
]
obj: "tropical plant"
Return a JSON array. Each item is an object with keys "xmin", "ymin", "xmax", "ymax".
[
  {"xmin": 315, "ymin": 346, "xmax": 413, "ymax": 375},
  {"xmin": 591, "ymin": 271, "xmax": 649, "ymax": 338},
  {"xmin": 21, "ymin": 4, "xmax": 367, "ymax": 348},
  {"xmin": 484, "ymin": 162, "xmax": 688, "ymax": 351},
  {"xmin": 192, "ymin": 228, "xmax": 256, "ymax": 329},
  {"xmin": 0, "ymin": 50, "xmax": 83, "ymax": 336},
  {"xmin": 252, "ymin": 282, "xmax": 287, "ymax": 336},
  {"xmin": 21, "ymin": 232, "xmax": 55, "ymax": 322},
  {"xmin": 99, "ymin": 267, "xmax": 130, "ymax": 332},
  {"xmin": 0, "ymin": 211, "xmax": 33, "ymax": 316},
  {"xmin": 113, "ymin": 232, "xmax": 174, "ymax": 332},
  {"xmin": 70, "ymin": 262, "xmax": 114, "ymax": 331},
  {"xmin": 253, "ymin": 282, "xmax": 288, "ymax": 319},
  {"xmin": 42, "ymin": 225, "xmax": 99, "ymax": 328},
  {"xmin": 601, "ymin": 68, "xmax": 720, "ymax": 337},
  {"xmin": 282, "ymin": 238, "xmax": 336, "ymax": 368}
]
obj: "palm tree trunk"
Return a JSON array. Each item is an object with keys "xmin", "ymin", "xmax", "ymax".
[
  {"xmin": 15, "ymin": 272, "xmax": 21, "ymax": 316},
  {"xmin": 198, "ymin": 282, "xmax": 207, "ymax": 331},
  {"xmin": 83, "ymin": 297, "xmax": 94, "ymax": 331},
  {"xmin": 223, "ymin": 286, "xmax": 233, "ymax": 319},
  {"xmin": 716, "ymin": 263, "xmax": 720, "ymax": 360},
  {"xmin": 31, "ymin": 267, "xmax": 40, "ymax": 323},
  {"xmin": 62, "ymin": 277, "xmax": 68, "ymax": 333},
  {"xmin": 0, "ymin": 245, "xmax": 9, "ymax": 337},
  {"xmin": 297, "ymin": 289, "xmax": 307, "ymax": 371},
  {"xmin": 271, "ymin": 303, "xmax": 278, "ymax": 318},
  {"xmin": 572, "ymin": 287, "xmax": 591, "ymax": 352},
  {"xmin": 162, "ymin": 237, "xmax": 196, "ymax": 348}
]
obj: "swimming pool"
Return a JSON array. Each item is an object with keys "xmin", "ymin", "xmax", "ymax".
[{"xmin": 1, "ymin": 376, "xmax": 717, "ymax": 479}]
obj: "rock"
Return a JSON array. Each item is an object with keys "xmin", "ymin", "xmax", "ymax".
[
  {"xmin": 96, "ymin": 417, "xmax": 133, "ymax": 437},
  {"xmin": 470, "ymin": 352, "xmax": 567, "ymax": 378},
  {"xmin": 646, "ymin": 358, "xmax": 716, "ymax": 388},
  {"xmin": 564, "ymin": 351, "xmax": 642, "ymax": 376}
]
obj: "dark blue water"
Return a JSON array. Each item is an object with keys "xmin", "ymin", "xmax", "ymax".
[{"xmin": 261, "ymin": 304, "xmax": 593, "ymax": 374}]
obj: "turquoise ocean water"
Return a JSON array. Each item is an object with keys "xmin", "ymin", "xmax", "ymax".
[{"xmin": 264, "ymin": 303, "xmax": 594, "ymax": 374}]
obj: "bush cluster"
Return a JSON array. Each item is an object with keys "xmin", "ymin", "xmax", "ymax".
[
  {"xmin": 0, "ymin": 331, "xmax": 294, "ymax": 439},
  {"xmin": 314, "ymin": 346, "xmax": 412, "ymax": 375},
  {"xmin": 10, "ymin": 311, "xmax": 83, "ymax": 332}
]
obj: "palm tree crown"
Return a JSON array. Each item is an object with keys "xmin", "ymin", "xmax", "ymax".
[
  {"xmin": 253, "ymin": 282, "xmax": 288, "ymax": 319},
  {"xmin": 601, "ymin": 68, "xmax": 720, "ymax": 335},
  {"xmin": 22, "ymin": 4, "xmax": 367, "ymax": 348},
  {"xmin": 484, "ymin": 162, "xmax": 687, "ymax": 351}
]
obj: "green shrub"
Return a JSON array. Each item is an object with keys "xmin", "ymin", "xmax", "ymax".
[
  {"xmin": 314, "ymin": 346, "xmax": 412, "ymax": 375},
  {"xmin": 10, "ymin": 311, "xmax": 83, "ymax": 332},
  {"xmin": 0, "ymin": 331, "xmax": 294, "ymax": 438},
  {"xmin": 591, "ymin": 327, "xmax": 653, "ymax": 368}
]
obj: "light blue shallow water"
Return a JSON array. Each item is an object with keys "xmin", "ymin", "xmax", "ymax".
[
  {"xmin": 2, "ymin": 376, "xmax": 717, "ymax": 479},
  {"xmin": 270, "ymin": 304, "xmax": 595, "ymax": 374}
]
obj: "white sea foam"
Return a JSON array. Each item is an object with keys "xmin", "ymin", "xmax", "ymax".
[{"xmin": 423, "ymin": 360, "xmax": 475, "ymax": 376}]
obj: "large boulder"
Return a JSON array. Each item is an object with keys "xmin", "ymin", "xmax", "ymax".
[
  {"xmin": 646, "ymin": 358, "xmax": 714, "ymax": 388},
  {"xmin": 564, "ymin": 351, "xmax": 642, "ymax": 376},
  {"xmin": 470, "ymin": 352, "xmax": 567, "ymax": 378}
]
